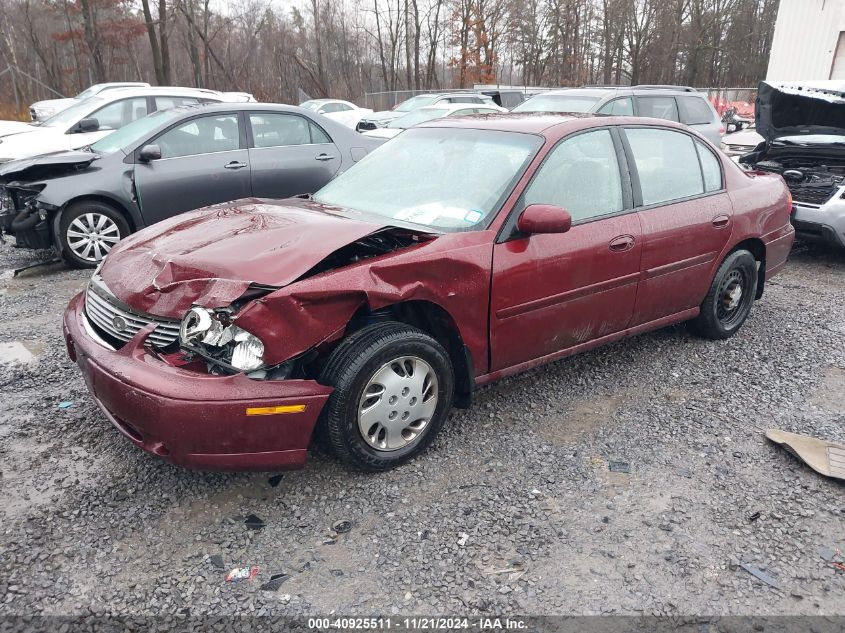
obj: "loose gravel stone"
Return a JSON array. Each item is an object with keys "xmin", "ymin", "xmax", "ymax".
[{"xmin": 0, "ymin": 242, "xmax": 844, "ymax": 616}]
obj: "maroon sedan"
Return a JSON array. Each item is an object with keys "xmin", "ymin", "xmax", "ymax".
[{"xmin": 63, "ymin": 114, "xmax": 794, "ymax": 471}]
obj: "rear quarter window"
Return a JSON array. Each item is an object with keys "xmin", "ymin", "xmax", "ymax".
[{"xmin": 678, "ymin": 96, "xmax": 716, "ymax": 125}]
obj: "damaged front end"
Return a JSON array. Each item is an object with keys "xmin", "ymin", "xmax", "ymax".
[
  {"xmin": 0, "ymin": 183, "xmax": 51, "ymax": 248},
  {"xmin": 741, "ymin": 81, "xmax": 845, "ymax": 248},
  {"xmin": 86, "ymin": 209, "xmax": 441, "ymax": 381},
  {"xmin": 752, "ymin": 158, "xmax": 845, "ymax": 206},
  {"xmin": 0, "ymin": 151, "xmax": 99, "ymax": 246}
]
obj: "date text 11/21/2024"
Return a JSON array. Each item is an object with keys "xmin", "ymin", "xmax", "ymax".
[{"xmin": 307, "ymin": 617, "xmax": 529, "ymax": 630}]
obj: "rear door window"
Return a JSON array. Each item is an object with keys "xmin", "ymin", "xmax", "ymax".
[
  {"xmin": 625, "ymin": 127, "xmax": 704, "ymax": 205},
  {"xmin": 678, "ymin": 96, "xmax": 715, "ymax": 125},
  {"xmin": 696, "ymin": 141, "xmax": 723, "ymax": 192},
  {"xmin": 635, "ymin": 96, "xmax": 679, "ymax": 122},
  {"xmin": 249, "ymin": 113, "xmax": 331, "ymax": 147}
]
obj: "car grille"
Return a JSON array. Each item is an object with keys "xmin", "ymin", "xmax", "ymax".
[
  {"xmin": 84, "ymin": 276, "xmax": 180, "ymax": 349},
  {"xmin": 357, "ymin": 121, "xmax": 377, "ymax": 131}
]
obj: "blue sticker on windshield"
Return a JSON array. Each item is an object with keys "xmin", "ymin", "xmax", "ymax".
[{"xmin": 464, "ymin": 210, "xmax": 483, "ymax": 223}]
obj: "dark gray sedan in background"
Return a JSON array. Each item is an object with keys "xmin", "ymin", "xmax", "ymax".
[{"xmin": 0, "ymin": 103, "xmax": 381, "ymax": 267}]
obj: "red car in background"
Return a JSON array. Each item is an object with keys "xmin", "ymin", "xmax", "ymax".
[{"xmin": 63, "ymin": 114, "xmax": 794, "ymax": 472}]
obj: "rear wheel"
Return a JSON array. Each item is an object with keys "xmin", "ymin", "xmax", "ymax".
[
  {"xmin": 59, "ymin": 201, "xmax": 130, "ymax": 269},
  {"xmin": 317, "ymin": 322, "xmax": 455, "ymax": 471},
  {"xmin": 689, "ymin": 249, "xmax": 758, "ymax": 339}
]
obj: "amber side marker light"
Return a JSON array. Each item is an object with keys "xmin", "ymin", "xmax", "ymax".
[{"xmin": 246, "ymin": 404, "xmax": 307, "ymax": 416}]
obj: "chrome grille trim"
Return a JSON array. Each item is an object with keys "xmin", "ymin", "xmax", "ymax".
[{"xmin": 84, "ymin": 276, "xmax": 180, "ymax": 348}]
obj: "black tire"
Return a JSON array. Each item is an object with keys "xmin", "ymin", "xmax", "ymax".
[
  {"xmin": 317, "ymin": 322, "xmax": 455, "ymax": 471},
  {"xmin": 58, "ymin": 201, "xmax": 130, "ymax": 269},
  {"xmin": 689, "ymin": 249, "xmax": 758, "ymax": 340}
]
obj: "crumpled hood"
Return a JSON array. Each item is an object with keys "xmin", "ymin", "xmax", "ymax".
[
  {"xmin": 0, "ymin": 150, "xmax": 98, "ymax": 180},
  {"xmin": 100, "ymin": 198, "xmax": 408, "ymax": 317},
  {"xmin": 756, "ymin": 80, "xmax": 845, "ymax": 141}
]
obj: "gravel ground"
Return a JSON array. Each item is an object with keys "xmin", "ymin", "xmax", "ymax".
[{"xmin": 0, "ymin": 240, "xmax": 844, "ymax": 617}]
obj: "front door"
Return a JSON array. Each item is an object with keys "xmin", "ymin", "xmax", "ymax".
[
  {"xmin": 134, "ymin": 112, "xmax": 252, "ymax": 226},
  {"xmin": 246, "ymin": 112, "xmax": 341, "ymax": 198},
  {"xmin": 490, "ymin": 128, "xmax": 642, "ymax": 371},
  {"xmin": 622, "ymin": 127, "xmax": 733, "ymax": 325}
]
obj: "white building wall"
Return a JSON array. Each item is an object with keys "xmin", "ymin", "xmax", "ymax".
[{"xmin": 766, "ymin": 0, "xmax": 845, "ymax": 80}]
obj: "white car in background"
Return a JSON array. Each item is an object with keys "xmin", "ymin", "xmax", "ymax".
[
  {"xmin": 0, "ymin": 87, "xmax": 254, "ymax": 163},
  {"xmin": 362, "ymin": 102, "xmax": 507, "ymax": 140},
  {"xmin": 29, "ymin": 82, "xmax": 151, "ymax": 121},
  {"xmin": 299, "ymin": 99, "xmax": 373, "ymax": 129},
  {"xmin": 720, "ymin": 124, "xmax": 764, "ymax": 161}
]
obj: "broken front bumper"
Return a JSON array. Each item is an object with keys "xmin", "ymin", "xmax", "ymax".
[
  {"xmin": 792, "ymin": 199, "xmax": 845, "ymax": 250},
  {"xmin": 63, "ymin": 292, "xmax": 333, "ymax": 471}
]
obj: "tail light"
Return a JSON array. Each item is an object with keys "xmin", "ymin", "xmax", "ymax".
[{"xmin": 786, "ymin": 192, "xmax": 793, "ymax": 216}]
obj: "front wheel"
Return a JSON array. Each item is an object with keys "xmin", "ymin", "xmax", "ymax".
[
  {"xmin": 317, "ymin": 322, "xmax": 455, "ymax": 471},
  {"xmin": 689, "ymin": 249, "xmax": 758, "ymax": 340},
  {"xmin": 58, "ymin": 201, "xmax": 130, "ymax": 268}
]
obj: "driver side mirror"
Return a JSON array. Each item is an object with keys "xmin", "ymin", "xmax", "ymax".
[
  {"xmin": 516, "ymin": 204, "xmax": 572, "ymax": 235},
  {"xmin": 138, "ymin": 144, "xmax": 162, "ymax": 162},
  {"xmin": 726, "ymin": 123, "xmax": 738, "ymax": 133},
  {"xmin": 73, "ymin": 118, "xmax": 99, "ymax": 133}
]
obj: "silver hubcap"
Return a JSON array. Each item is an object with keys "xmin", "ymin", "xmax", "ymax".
[
  {"xmin": 358, "ymin": 356, "xmax": 438, "ymax": 452},
  {"xmin": 67, "ymin": 213, "xmax": 120, "ymax": 262}
]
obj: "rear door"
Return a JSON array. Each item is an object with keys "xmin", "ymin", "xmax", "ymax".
[
  {"xmin": 246, "ymin": 112, "xmax": 341, "ymax": 198},
  {"xmin": 622, "ymin": 126, "xmax": 733, "ymax": 325},
  {"xmin": 134, "ymin": 111, "xmax": 251, "ymax": 225},
  {"xmin": 490, "ymin": 127, "xmax": 641, "ymax": 371}
]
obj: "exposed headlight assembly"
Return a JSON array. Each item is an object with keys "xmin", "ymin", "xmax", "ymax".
[{"xmin": 180, "ymin": 306, "xmax": 265, "ymax": 372}]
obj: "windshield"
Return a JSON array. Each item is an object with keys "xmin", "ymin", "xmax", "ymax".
[
  {"xmin": 299, "ymin": 100, "xmax": 322, "ymax": 111},
  {"xmin": 313, "ymin": 127, "xmax": 541, "ymax": 232},
  {"xmin": 90, "ymin": 108, "xmax": 185, "ymax": 154},
  {"xmin": 40, "ymin": 97, "xmax": 103, "ymax": 128},
  {"xmin": 395, "ymin": 95, "xmax": 439, "ymax": 112},
  {"xmin": 513, "ymin": 94, "xmax": 600, "ymax": 113},
  {"xmin": 391, "ymin": 107, "xmax": 451, "ymax": 129}
]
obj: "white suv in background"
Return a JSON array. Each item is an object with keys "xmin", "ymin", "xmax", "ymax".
[
  {"xmin": 29, "ymin": 82, "xmax": 151, "ymax": 121},
  {"xmin": 0, "ymin": 87, "xmax": 254, "ymax": 163}
]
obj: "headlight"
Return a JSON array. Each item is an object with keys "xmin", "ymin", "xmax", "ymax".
[{"xmin": 180, "ymin": 306, "xmax": 265, "ymax": 371}]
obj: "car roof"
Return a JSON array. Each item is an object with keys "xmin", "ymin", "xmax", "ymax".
[
  {"xmin": 535, "ymin": 86, "xmax": 701, "ymax": 98},
  {"xmin": 95, "ymin": 86, "xmax": 226, "ymax": 101},
  {"xmin": 416, "ymin": 111, "xmax": 700, "ymax": 137}
]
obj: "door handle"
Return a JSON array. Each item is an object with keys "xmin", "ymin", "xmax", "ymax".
[
  {"xmin": 609, "ymin": 235, "xmax": 635, "ymax": 252},
  {"xmin": 224, "ymin": 161, "xmax": 248, "ymax": 170},
  {"xmin": 315, "ymin": 153, "xmax": 336, "ymax": 162},
  {"xmin": 711, "ymin": 214, "xmax": 730, "ymax": 228}
]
